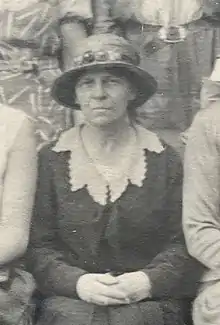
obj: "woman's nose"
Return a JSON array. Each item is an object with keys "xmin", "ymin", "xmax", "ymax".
[{"xmin": 93, "ymin": 80, "xmax": 106, "ymax": 98}]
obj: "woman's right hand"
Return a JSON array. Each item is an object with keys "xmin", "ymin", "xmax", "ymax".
[{"xmin": 76, "ymin": 273, "xmax": 129, "ymax": 306}]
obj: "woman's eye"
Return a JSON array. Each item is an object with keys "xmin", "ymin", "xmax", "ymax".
[
  {"xmin": 79, "ymin": 79, "xmax": 93, "ymax": 87},
  {"xmin": 106, "ymin": 78, "xmax": 120, "ymax": 85}
]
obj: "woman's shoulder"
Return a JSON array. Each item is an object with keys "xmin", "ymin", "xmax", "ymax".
[
  {"xmin": 191, "ymin": 102, "xmax": 220, "ymax": 137},
  {"xmin": 136, "ymin": 124, "xmax": 180, "ymax": 159},
  {"xmin": 146, "ymin": 141, "xmax": 182, "ymax": 176},
  {"xmin": 136, "ymin": 124, "xmax": 182, "ymax": 175},
  {"xmin": 0, "ymin": 104, "xmax": 29, "ymax": 128},
  {"xmin": 0, "ymin": 105, "xmax": 36, "ymax": 150},
  {"xmin": 38, "ymin": 126, "xmax": 78, "ymax": 160}
]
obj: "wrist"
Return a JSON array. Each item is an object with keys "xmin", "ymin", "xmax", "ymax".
[
  {"xmin": 136, "ymin": 271, "xmax": 152, "ymax": 298},
  {"xmin": 76, "ymin": 273, "xmax": 88, "ymax": 299}
]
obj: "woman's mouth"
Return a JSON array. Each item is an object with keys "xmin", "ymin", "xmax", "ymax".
[{"xmin": 93, "ymin": 107, "xmax": 111, "ymax": 111}]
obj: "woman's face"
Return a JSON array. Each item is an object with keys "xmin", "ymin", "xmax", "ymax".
[{"xmin": 75, "ymin": 68, "xmax": 135, "ymax": 127}]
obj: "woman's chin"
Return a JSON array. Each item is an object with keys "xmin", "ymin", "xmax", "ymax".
[{"xmin": 89, "ymin": 115, "xmax": 118, "ymax": 127}]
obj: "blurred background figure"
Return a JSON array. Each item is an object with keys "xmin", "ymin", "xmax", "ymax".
[
  {"xmin": 88, "ymin": 0, "xmax": 220, "ymax": 153},
  {"xmin": 200, "ymin": 56, "xmax": 220, "ymax": 108},
  {"xmin": 0, "ymin": 0, "xmax": 220, "ymax": 150},
  {"xmin": 0, "ymin": 0, "xmax": 91, "ymax": 149},
  {"xmin": 1, "ymin": 0, "xmax": 219, "ymax": 151},
  {"xmin": 181, "ymin": 54, "xmax": 220, "ymax": 143},
  {"xmin": 116, "ymin": 0, "xmax": 220, "ymax": 149}
]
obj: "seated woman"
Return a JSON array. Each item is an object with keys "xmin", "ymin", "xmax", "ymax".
[
  {"xmin": 0, "ymin": 104, "xmax": 37, "ymax": 324},
  {"xmin": 27, "ymin": 33, "xmax": 203, "ymax": 325}
]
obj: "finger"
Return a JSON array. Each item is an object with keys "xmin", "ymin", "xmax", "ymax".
[
  {"xmin": 101, "ymin": 290, "xmax": 128, "ymax": 301},
  {"xmin": 96, "ymin": 274, "xmax": 119, "ymax": 285},
  {"xmin": 91, "ymin": 295, "xmax": 129, "ymax": 306},
  {"xmin": 92, "ymin": 281, "xmax": 128, "ymax": 300},
  {"xmin": 116, "ymin": 273, "xmax": 129, "ymax": 280},
  {"xmin": 98, "ymin": 284, "xmax": 129, "ymax": 300}
]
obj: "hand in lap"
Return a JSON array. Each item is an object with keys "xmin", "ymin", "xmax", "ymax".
[
  {"xmin": 76, "ymin": 271, "xmax": 151, "ymax": 306},
  {"xmin": 114, "ymin": 271, "xmax": 151, "ymax": 303},
  {"xmin": 76, "ymin": 273, "xmax": 128, "ymax": 306}
]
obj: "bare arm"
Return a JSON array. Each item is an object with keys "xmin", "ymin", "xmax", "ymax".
[
  {"xmin": 0, "ymin": 117, "xmax": 37, "ymax": 266},
  {"xmin": 61, "ymin": 22, "xmax": 87, "ymax": 68},
  {"xmin": 58, "ymin": 0, "xmax": 92, "ymax": 68}
]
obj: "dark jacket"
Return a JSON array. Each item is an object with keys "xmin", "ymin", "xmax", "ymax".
[{"xmin": 27, "ymin": 142, "xmax": 203, "ymax": 299}]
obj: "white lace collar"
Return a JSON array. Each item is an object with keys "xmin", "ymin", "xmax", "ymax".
[{"xmin": 52, "ymin": 124, "xmax": 165, "ymax": 205}]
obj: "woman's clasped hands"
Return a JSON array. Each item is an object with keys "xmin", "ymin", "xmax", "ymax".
[{"xmin": 76, "ymin": 271, "xmax": 151, "ymax": 306}]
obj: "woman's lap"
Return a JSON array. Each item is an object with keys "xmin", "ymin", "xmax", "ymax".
[
  {"xmin": 36, "ymin": 296, "xmax": 186, "ymax": 325},
  {"xmin": 193, "ymin": 279, "xmax": 220, "ymax": 325},
  {"xmin": 0, "ymin": 268, "xmax": 36, "ymax": 325}
]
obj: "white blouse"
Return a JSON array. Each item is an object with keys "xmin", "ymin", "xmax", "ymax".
[
  {"xmin": 114, "ymin": 0, "xmax": 203, "ymax": 26},
  {"xmin": 0, "ymin": 105, "xmax": 27, "ymax": 183},
  {"xmin": 0, "ymin": 105, "xmax": 30, "ymax": 281}
]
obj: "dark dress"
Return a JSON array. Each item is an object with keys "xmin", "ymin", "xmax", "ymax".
[{"xmin": 27, "ymin": 126, "xmax": 203, "ymax": 325}]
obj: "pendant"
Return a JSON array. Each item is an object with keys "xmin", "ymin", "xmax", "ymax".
[{"xmin": 158, "ymin": 26, "xmax": 187, "ymax": 43}]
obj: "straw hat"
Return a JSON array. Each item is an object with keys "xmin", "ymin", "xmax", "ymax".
[{"xmin": 52, "ymin": 34, "xmax": 157, "ymax": 109}]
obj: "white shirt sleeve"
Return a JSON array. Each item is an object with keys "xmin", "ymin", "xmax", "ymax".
[
  {"xmin": 0, "ymin": 111, "xmax": 37, "ymax": 264},
  {"xmin": 183, "ymin": 103, "xmax": 220, "ymax": 270}
]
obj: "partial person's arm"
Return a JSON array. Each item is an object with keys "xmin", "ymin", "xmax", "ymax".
[
  {"xmin": 27, "ymin": 148, "xmax": 87, "ymax": 298},
  {"xmin": 58, "ymin": 0, "xmax": 123, "ymax": 69},
  {"xmin": 183, "ymin": 103, "xmax": 220, "ymax": 270},
  {"xmin": 0, "ymin": 117, "xmax": 37, "ymax": 265},
  {"xmin": 57, "ymin": 0, "xmax": 92, "ymax": 68},
  {"xmin": 60, "ymin": 23, "xmax": 87, "ymax": 69}
]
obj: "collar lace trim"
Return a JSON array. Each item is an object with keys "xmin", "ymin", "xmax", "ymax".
[{"xmin": 52, "ymin": 124, "xmax": 165, "ymax": 205}]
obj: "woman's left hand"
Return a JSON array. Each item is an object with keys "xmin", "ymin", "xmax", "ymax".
[
  {"xmin": 98, "ymin": 271, "xmax": 152, "ymax": 304},
  {"xmin": 115, "ymin": 271, "xmax": 151, "ymax": 303}
]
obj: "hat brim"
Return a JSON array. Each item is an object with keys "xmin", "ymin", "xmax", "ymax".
[{"xmin": 52, "ymin": 61, "xmax": 157, "ymax": 109}]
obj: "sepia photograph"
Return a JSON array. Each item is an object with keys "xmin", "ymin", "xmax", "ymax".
[{"xmin": 0, "ymin": 0, "xmax": 219, "ymax": 324}]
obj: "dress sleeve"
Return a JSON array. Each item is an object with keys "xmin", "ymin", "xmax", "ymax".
[
  {"xmin": 183, "ymin": 104, "xmax": 220, "ymax": 271},
  {"xmin": 27, "ymin": 147, "xmax": 87, "ymax": 298},
  {"xmin": 142, "ymin": 147, "xmax": 203, "ymax": 298},
  {"xmin": 0, "ymin": 116, "xmax": 37, "ymax": 265}
]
